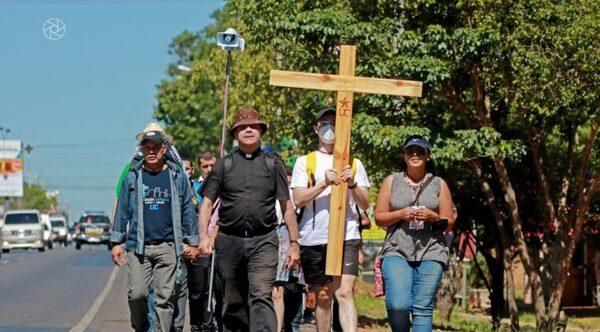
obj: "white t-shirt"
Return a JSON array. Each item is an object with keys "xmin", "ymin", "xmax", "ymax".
[
  {"xmin": 290, "ymin": 151, "xmax": 370, "ymax": 246},
  {"xmin": 275, "ymin": 189, "xmax": 295, "ymax": 226}
]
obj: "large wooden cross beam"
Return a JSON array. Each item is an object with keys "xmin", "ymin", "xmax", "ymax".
[{"xmin": 270, "ymin": 45, "xmax": 422, "ymax": 275}]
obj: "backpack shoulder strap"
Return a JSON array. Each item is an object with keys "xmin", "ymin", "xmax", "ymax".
[
  {"xmin": 305, "ymin": 151, "xmax": 354, "ymax": 186},
  {"xmin": 224, "ymin": 156, "xmax": 232, "ymax": 174},
  {"xmin": 306, "ymin": 151, "xmax": 317, "ymax": 187},
  {"xmin": 223, "ymin": 147, "xmax": 238, "ymax": 174},
  {"xmin": 265, "ymin": 152, "xmax": 278, "ymax": 179},
  {"xmin": 300, "ymin": 151, "xmax": 319, "ymax": 228}
]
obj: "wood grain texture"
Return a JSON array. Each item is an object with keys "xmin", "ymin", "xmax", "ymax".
[
  {"xmin": 325, "ymin": 45, "xmax": 356, "ymax": 276},
  {"xmin": 269, "ymin": 70, "xmax": 422, "ymax": 97}
]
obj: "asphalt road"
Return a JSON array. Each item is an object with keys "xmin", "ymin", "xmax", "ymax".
[
  {"xmin": 0, "ymin": 244, "xmax": 115, "ymax": 331},
  {"xmin": 0, "ymin": 245, "xmax": 318, "ymax": 332}
]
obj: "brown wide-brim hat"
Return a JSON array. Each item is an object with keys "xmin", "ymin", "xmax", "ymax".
[{"xmin": 229, "ymin": 107, "xmax": 268, "ymax": 137}]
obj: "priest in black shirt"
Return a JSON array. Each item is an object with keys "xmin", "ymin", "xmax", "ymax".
[{"xmin": 199, "ymin": 108, "xmax": 300, "ymax": 332}]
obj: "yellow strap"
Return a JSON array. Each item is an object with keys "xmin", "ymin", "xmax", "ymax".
[
  {"xmin": 306, "ymin": 151, "xmax": 357, "ymax": 188},
  {"xmin": 306, "ymin": 151, "xmax": 317, "ymax": 187}
]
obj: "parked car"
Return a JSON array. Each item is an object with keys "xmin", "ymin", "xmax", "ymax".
[
  {"xmin": 2, "ymin": 209, "xmax": 45, "ymax": 253},
  {"xmin": 74, "ymin": 211, "xmax": 111, "ymax": 250},
  {"xmin": 41, "ymin": 214, "xmax": 55, "ymax": 250},
  {"xmin": 50, "ymin": 215, "xmax": 69, "ymax": 246}
]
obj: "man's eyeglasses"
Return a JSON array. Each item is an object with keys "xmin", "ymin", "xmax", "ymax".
[{"xmin": 404, "ymin": 147, "xmax": 427, "ymax": 156}]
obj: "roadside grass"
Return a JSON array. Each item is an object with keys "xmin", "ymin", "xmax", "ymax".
[
  {"xmin": 354, "ymin": 278, "xmax": 389, "ymax": 331},
  {"xmin": 353, "ymin": 279, "xmax": 600, "ymax": 331},
  {"xmin": 563, "ymin": 307, "xmax": 600, "ymax": 331}
]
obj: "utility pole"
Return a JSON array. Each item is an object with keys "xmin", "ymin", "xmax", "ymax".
[{"xmin": 0, "ymin": 127, "xmax": 11, "ymax": 216}]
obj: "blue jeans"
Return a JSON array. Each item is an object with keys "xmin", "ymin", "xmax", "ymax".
[{"xmin": 382, "ymin": 256, "xmax": 443, "ymax": 332}]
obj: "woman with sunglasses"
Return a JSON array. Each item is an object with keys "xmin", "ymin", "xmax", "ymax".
[{"xmin": 374, "ymin": 135, "xmax": 455, "ymax": 332}]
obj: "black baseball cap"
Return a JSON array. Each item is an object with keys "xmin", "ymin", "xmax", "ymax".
[
  {"xmin": 402, "ymin": 135, "xmax": 431, "ymax": 151},
  {"xmin": 316, "ymin": 107, "xmax": 336, "ymax": 122},
  {"xmin": 140, "ymin": 131, "xmax": 165, "ymax": 144}
]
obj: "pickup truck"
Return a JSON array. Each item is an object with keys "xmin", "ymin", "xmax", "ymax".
[{"xmin": 74, "ymin": 211, "xmax": 111, "ymax": 250}]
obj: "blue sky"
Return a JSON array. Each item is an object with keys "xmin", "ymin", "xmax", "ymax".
[{"xmin": 1, "ymin": 0, "xmax": 224, "ymax": 222}]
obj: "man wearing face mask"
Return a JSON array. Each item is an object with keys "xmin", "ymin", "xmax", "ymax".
[{"xmin": 290, "ymin": 107, "xmax": 370, "ymax": 332}]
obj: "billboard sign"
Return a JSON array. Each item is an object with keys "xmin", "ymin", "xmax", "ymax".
[{"xmin": 0, "ymin": 140, "xmax": 24, "ymax": 197}]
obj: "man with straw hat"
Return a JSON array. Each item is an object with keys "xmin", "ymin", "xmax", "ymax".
[{"xmin": 111, "ymin": 125, "xmax": 199, "ymax": 332}]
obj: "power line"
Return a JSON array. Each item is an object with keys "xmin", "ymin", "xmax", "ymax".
[
  {"xmin": 53, "ymin": 185, "xmax": 115, "ymax": 191},
  {"xmin": 45, "ymin": 174, "xmax": 118, "ymax": 180},
  {"xmin": 32, "ymin": 138, "xmax": 133, "ymax": 148}
]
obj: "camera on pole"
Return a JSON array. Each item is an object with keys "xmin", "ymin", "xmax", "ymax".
[
  {"xmin": 216, "ymin": 28, "xmax": 245, "ymax": 51},
  {"xmin": 207, "ymin": 28, "xmax": 245, "ymax": 310}
]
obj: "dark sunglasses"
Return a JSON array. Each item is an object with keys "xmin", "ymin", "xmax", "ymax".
[{"xmin": 404, "ymin": 147, "xmax": 427, "ymax": 156}]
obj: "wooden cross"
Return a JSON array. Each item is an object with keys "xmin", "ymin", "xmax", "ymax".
[{"xmin": 270, "ymin": 45, "xmax": 422, "ymax": 275}]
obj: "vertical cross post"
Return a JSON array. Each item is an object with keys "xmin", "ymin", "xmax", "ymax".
[{"xmin": 270, "ymin": 45, "xmax": 422, "ymax": 275}]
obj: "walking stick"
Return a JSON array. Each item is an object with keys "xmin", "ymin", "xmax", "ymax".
[{"xmin": 207, "ymin": 251, "xmax": 216, "ymax": 313}]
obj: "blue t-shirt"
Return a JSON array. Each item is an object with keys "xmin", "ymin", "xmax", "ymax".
[{"xmin": 142, "ymin": 169, "xmax": 174, "ymax": 241}]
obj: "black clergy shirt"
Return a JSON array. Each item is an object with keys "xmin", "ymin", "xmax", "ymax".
[{"xmin": 201, "ymin": 148, "xmax": 289, "ymax": 236}]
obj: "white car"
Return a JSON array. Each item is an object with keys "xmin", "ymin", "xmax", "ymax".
[
  {"xmin": 50, "ymin": 215, "xmax": 69, "ymax": 246},
  {"xmin": 2, "ymin": 209, "xmax": 45, "ymax": 253},
  {"xmin": 41, "ymin": 214, "xmax": 55, "ymax": 250}
]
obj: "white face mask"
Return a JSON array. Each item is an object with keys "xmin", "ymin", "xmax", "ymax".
[{"xmin": 318, "ymin": 124, "xmax": 335, "ymax": 144}]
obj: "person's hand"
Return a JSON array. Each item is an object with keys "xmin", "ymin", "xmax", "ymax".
[
  {"xmin": 209, "ymin": 236, "xmax": 217, "ymax": 254},
  {"xmin": 182, "ymin": 244, "xmax": 191, "ymax": 259},
  {"xmin": 184, "ymin": 245, "xmax": 200, "ymax": 261},
  {"xmin": 414, "ymin": 206, "xmax": 438, "ymax": 222},
  {"xmin": 286, "ymin": 242, "xmax": 301, "ymax": 270},
  {"xmin": 323, "ymin": 168, "xmax": 340, "ymax": 186},
  {"xmin": 208, "ymin": 228, "xmax": 218, "ymax": 254},
  {"xmin": 199, "ymin": 236, "xmax": 213, "ymax": 256},
  {"xmin": 400, "ymin": 207, "xmax": 415, "ymax": 221},
  {"xmin": 111, "ymin": 244, "xmax": 126, "ymax": 267},
  {"xmin": 340, "ymin": 165, "xmax": 355, "ymax": 187}
]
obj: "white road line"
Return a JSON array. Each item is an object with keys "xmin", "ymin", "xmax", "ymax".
[{"xmin": 69, "ymin": 266, "xmax": 119, "ymax": 332}]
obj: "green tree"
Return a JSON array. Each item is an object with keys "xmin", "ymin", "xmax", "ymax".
[
  {"xmin": 9, "ymin": 183, "xmax": 58, "ymax": 213},
  {"xmin": 154, "ymin": 28, "xmax": 223, "ymax": 157},
  {"xmin": 228, "ymin": 0, "xmax": 600, "ymax": 329},
  {"xmin": 154, "ymin": 10, "xmax": 311, "ymax": 160},
  {"xmin": 155, "ymin": 0, "xmax": 599, "ymax": 329}
]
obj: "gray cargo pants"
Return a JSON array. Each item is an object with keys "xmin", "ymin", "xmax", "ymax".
[{"xmin": 127, "ymin": 241, "xmax": 177, "ymax": 332}]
